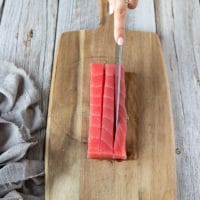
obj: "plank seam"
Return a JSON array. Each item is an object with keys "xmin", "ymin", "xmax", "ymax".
[
  {"xmin": 0, "ymin": 0, "xmax": 5, "ymax": 24},
  {"xmin": 46, "ymin": 0, "xmax": 60, "ymax": 114},
  {"xmin": 153, "ymin": 0, "xmax": 158, "ymax": 33},
  {"xmin": 51, "ymin": 0, "xmax": 60, "ymax": 60},
  {"xmin": 171, "ymin": 1, "xmax": 186, "ymax": 123}
]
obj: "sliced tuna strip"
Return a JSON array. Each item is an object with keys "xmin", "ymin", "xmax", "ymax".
[
  {"xmin": 87, "ymin": 63, "xmax": 105, "ymax": 158},
  {"xmin": 113, "ymin": 67, "xmax": 127, "ymax": 159},
  {"xmin": 87, "ymin": 63, "xmax": 127, "ymax": 159},
  {"xmin": 99, "ymin": 65, "xmax": 115, "ymax": 158}
]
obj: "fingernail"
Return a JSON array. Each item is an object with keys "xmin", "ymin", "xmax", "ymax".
[
  {"xmin": 117, "ymin": 37, "xmax": 124, "ymax": 45},
  {"xmin": 109, "ymin": 4, "xmax": 114, "ymax": 15}
]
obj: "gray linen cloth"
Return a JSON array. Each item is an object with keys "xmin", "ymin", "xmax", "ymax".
[{"xmin": 0, "ymin": 61, "xmax": 45, "ymax": 199}]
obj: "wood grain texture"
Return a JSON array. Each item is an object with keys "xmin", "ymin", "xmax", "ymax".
[
  {"xmin": 125, "ymin": 73, "xmax": 138, "ymax": 159},
  {"xmin": 154, "ymin": 1, "xmax": 200, "ymax": 199},
  {"xmin": 126, "ymin": 0, "xmax": 156, "ymax": 32},
  {"xmin": 0, "ymin": 0, "xmax": 58, "ymax": 160},
  {"xmin": 45, "ymin": 3, "xmax": 176, "ymax": 199}
]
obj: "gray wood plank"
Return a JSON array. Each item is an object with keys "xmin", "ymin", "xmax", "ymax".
[
  {"xmin": 0, "ymin": 0, "xmax": 58, "ymax": 160},
  {"xmin": 126, "ymin": 0, "xmax": 156, "ymax": 32},
  {"xmin": 55, "ymin": 0, "xmax": 99, "ymax": 45},
  {"xmin": 154, "ymin": 0, "xmax": 200, "ymax": 199},
  {"xmin": 0, "ymin": 0, "xmax": 4, "ymax": 7}
]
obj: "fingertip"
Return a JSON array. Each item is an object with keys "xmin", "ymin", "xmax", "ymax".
[
  {"xmin": 113, "ymin": 0, "xmax": 128, "ymax": 45},
  {"xmin": 114, "ymin": 31, "xmax": 125, "ymax": 45},
  {"xmin": 117, "ymin": 37, "xmax": 124, "ymax": 46}
]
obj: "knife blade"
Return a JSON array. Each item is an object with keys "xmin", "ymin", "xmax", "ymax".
[{"xmin": 115, "ymin": 44, "xmax": 123, "ymax": 133}]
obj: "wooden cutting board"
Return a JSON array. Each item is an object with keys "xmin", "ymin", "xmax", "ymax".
[{"xmin": 45, "ymin": 1, "xmax": 177, "ymax": 199}]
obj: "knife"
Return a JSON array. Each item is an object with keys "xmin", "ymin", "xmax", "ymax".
[{"xmin": 115, "ymin": 44, "xmax": 123, "ymax": 133}]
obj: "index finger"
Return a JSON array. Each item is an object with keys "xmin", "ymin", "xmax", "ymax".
[{"xmin": 114, "ymin": 0, "xmax": 127, "ymax": 45}]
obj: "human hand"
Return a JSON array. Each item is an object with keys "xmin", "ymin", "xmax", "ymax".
[{"xmin": 108, "ymin": 0, "xmax": 138, "ymax": 45}]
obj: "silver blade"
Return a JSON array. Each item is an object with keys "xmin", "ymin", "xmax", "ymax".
[{"xmin": 115, "ymin": 45, "xmax": 123, "ymax": 132}]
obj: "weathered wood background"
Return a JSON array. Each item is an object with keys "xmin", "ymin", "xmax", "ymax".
[{"xmin": 0, "ymin": 0, "xmax": 199, "ymax": 199}]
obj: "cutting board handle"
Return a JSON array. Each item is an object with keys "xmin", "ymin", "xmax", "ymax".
[{"xmin": 98, "ymin": 0, "xmax": 114, "ymax": 28}]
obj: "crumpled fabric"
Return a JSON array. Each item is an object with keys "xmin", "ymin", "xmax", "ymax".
[{"xmin": 0, "ymin": 61, "xmax": 45, "ymax": 199}]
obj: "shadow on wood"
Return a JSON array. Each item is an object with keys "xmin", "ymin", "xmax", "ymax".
[{"xmin": 125, "ymin": 72, "xmax": 138, "ymax": 160}]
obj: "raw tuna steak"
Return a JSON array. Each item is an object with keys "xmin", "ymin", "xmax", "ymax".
[{"xmin": 87, "ymin": 63, "xmax": 127, "ymax": 159}]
